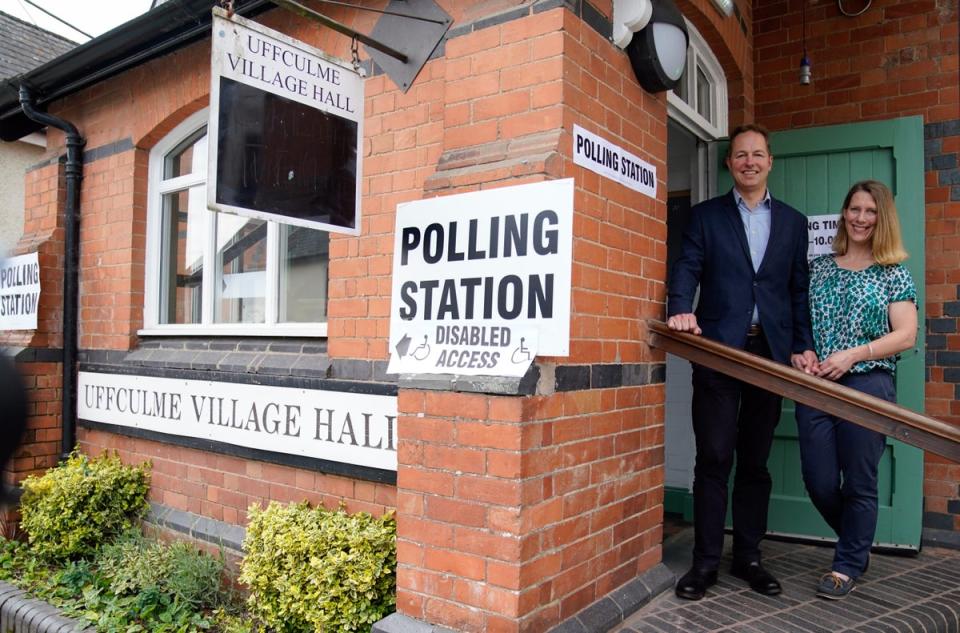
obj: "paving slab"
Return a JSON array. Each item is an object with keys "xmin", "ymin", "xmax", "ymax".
[{"xmin": 614, "ymin": 528, "xmax": 960, "ymax": 633}]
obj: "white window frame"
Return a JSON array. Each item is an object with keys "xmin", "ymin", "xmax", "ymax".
[
  {"xmin": 667, "ymin": 19, "xmax": 728, "ymax": 142},
  {"xmin": 141, "ymin": 109, "xmax": 328, "ymax": 337}
]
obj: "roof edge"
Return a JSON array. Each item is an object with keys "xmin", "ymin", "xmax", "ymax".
[{"xmin": 0, "ymin": 0, "xmax": 273, "ymax": 141}]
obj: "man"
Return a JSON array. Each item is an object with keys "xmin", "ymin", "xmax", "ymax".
[{"xmin": 667, "ymin": 123, "xmax": 817, "ymax": 600}]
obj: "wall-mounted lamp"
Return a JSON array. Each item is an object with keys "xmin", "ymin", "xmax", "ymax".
[
  {"xmin": 613, "ymin": 0, "xmax": 653, "ymax": 49},
  {"xmin": 625, "ymin": 0, "xmax": 689, "ymax": 93}
]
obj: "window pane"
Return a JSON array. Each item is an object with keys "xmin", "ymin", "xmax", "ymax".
[
  {"xmin": 672, "ymin": 64, "xmax": 689, "ymax": 103},
  {"xmin": 279, "ymin": 225, "xmax": 329, "ymax": 323},
  {"xmin": 163, "ymin": 129, "xmax": 206, "ymax": 180},
  {"xmin": 215, "ymin": 214, "xmax": 267, "ymax": 324},
  {"xmin": 160, "ymin": 187, "xmax": 205, "ymax": 324},
  {"xmin": 696, "ymin": 64, "xmax": 712, "ymax": 122}
]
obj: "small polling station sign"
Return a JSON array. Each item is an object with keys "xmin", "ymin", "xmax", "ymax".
[
  {"xmin": 388, "ymin": 179, "xmax": 574, "ymax": 377},
  {"xmin": 0, "ymin": 252, "xmax": 40, "ymax": 331},
  {"xmin": 208, "ymin": 8, "xmax": 363, "ymax": 234},
  {"xmin": 573, "ymin": 124, "xmax": 657, "ymax": 199}
]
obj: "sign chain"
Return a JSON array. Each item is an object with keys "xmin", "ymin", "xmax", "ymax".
[{"xmin": 351, "ymin": 35, "xmax": 366, "ymax": 77}]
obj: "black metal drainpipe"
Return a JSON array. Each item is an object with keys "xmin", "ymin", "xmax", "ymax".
[{"xmin": 19, "ymin": 86, "xmax": 85, "ymax": 461}]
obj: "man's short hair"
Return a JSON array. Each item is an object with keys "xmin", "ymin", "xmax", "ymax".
[{"xmin": 726, "ymin": 123, "xmax": 771, "ymax": 159}]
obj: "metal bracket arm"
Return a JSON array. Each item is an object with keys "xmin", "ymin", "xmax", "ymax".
[{"xmin": 272, "ymin": 0, "xmax": 408, "ymax": 63}]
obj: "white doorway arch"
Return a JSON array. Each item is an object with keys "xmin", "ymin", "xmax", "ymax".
[{"xmin": 664, "ymin": 18, "xmax": 728, "ymax": 513}]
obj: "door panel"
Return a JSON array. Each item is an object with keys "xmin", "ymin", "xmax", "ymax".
[{"xmin": 716, "ymin": 116, "xmax": 925, "ymax": 549}]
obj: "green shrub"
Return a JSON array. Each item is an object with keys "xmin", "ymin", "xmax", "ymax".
[
  {"xmin": 97, "ymin": 529, "xmax": 225, "ymax": 609},
  {"xmin": 240, "ymin": 501, "xmax": 396, "ymax": 633},
  {"xmin": 19, "ymin": 450, "xmax": 150, "ymax": 560},
  {"xmin": 0, "ymin": 528, "xmax": 232, "ymax": 632}
]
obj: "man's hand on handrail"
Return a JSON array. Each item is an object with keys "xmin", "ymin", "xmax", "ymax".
[{"xmin": 666, "ymin": 313, "xmax": 701, "ymax": 335}]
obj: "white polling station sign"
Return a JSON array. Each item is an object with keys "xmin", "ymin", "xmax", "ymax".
[
  {"xmin": 573, "ymin": 124, "xmax": 657, "ymax": 199},
  {"xmin": 0, "ymin": 252, "xmax": 40, "ymax": 330},
  {"xmin": 388, "ymin": 179, "xmax": 574, "ymax": 376}
]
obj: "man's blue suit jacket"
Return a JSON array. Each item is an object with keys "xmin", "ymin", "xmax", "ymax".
[{"xmin": 667, "ymin": 191, "xmax": 815, "ymax": 365}]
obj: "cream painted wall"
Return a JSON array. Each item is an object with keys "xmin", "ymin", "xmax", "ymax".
[{"xmin": 0, "ymin": 138, "xmax": 44, "ymax": 255}]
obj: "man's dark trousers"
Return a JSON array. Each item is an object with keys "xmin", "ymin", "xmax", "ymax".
[{"xmin": 690, "ymin": 333, "xmax": 782, "ymax": 572}]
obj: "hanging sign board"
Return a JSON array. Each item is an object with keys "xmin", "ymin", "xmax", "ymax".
[
  {"xmin": 807, "ymin": 213, "xmax": 841, "ymax": 260},
  {"xmin": 388, "ymin": 179, "xmax": 574, "ymax": 376},
  {"xmin": 78, "ymin": 372, "xmax": 398, "ymax": 472},
  {"xmin": 573, "ymin": 124, "xmax": 657, "ymax": 199},
  {"xmin": 208, "ymin": 8, "xmax": 363, "ymax": 234},
  {"xmin": 0, "ymin": 252, "xmax": 40, "ymax": 330}
]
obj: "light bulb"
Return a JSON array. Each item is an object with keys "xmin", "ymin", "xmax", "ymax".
[{"xmin": 800, "ymin": 54, "xmax": 811, "ymax": 85}]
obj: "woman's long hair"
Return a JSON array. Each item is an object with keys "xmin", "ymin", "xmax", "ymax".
[{"xmin": 832, "ymin": 179, "xmax": 908, "ymax": 265}]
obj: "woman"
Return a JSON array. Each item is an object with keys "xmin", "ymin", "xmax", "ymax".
[{"xmin": 796, "ymin": 180, "xmax": 917, "ymax": 600}]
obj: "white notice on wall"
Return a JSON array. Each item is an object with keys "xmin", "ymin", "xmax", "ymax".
[
  {"xmin": 388, "ymin": 179, "xmax": 574, "ymax": 376},
  {"xmin": 0, "ymin": 252, "xmax": 40, "ymax": 330},
  {"xmin": 78, "ymin": 372, "xmax": 398, "ymax": 472},
  {"xmin": 573, "ymin": 124, "xmax": 657, "ymax": 199},
  {"xmin": 807, "ymin": 214, "xmax": 841, "ymax": 261}
]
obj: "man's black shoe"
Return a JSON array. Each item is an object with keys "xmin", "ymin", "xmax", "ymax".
[
  {"xmin": 730, "ymin": 560, "xmax": 782, "ymax": 596},
  {"xmin": 675, "ymin": 567, "xmax": 718, "ymax": 600}
]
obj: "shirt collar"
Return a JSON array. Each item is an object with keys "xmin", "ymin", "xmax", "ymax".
[{"xmin": 733, "ymin": 188, "xmax": 771, "ymax": 211}]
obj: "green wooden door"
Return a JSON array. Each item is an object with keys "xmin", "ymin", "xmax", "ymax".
[{"xmin": 716, "ymin": 116, "xmax": 926, "ymax": 549}]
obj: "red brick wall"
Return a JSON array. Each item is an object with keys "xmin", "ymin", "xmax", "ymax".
[
  {"xmin": 393, "ymin": 2, "xmax": 697, "ymax": 629},
  {"xmin": 3, "ymin": 360, "xmax": 61, "ymax": 484},
  {"xmin": 77, "ymin": 148, "xmax": 145, "ymax": 351},
  {"xmin": 679, "ymin": 0, "xmax": 756, "ymax": 125},
  {"xmin": 753, "ymin": 0, "xmax": 960, "ymax": 536},
  {"xmin": 1, "ymin": 161, "xmax": 68, "ymax": 499},
  {"xmin": 755, "ymin": 0, "xmax": 957, "ymax": 128},
  {"xmin": 78, "ymin": 430, "xmax": 396, "ymax": 523},
  {"xmin": 3, "ymin": 163, "xmax": 65, "ymax": 351},
  {"xmin": 18, "ymin": 4, "xmax": 408, "ymax": 517},
  {"xmin": 327, "ymin": 59, "xmax": 446, "ymax": 360}
]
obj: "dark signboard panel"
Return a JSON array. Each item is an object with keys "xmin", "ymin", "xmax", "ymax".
[
  {"xmin": 208, "ymin": 10, "xmax": 364, "ymax": 234},
  {"xmin": 216, "ymin": 77, "xmax": 357, "ymax": 231}
]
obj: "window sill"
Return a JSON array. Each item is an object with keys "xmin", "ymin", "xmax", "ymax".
[{"xmin": 138, "ymin": 323, "xmax": 327, "ymax": 338}]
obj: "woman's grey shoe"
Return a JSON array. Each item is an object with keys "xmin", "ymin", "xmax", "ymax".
[{"xmin": 816, "ymin": 572, "xmax": 856, "ymax": 599}]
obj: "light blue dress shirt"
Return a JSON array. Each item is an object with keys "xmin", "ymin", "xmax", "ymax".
[{"xmin": 733, "ymin": 189, "xmax": 771, "ymax": 325}]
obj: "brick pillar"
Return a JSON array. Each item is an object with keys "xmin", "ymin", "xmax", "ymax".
[
  {"xmin": 393, "ymin": 377, "xmax": 665, "ymax": 632},
  {"xmin": 381, "ymin": 4, "xmax": 670, "ymax": 631},
  {"xmin": 394, "ymin": 391, "xmax": 527, "ymax": 631},
  {"xmin": 2, "ymin": 161, "xmax": 67, "ymax": 535}
]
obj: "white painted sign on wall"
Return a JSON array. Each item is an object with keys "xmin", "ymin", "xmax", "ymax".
[
  {"xmin": 0, "ymin": 252, "xmax": 40, "ymax": 330},
  {"xmin": 807, "ymin": 213, "xmax": 841, "ymax": 261},
  {"xmin": 388, "ymin": 179, "xmax": 574, "ymax": 376},
  {"xmin": 78, "ymin": 372, "xmax": 398, "ymax": 471},
  {"xmin": 572, "ymin": 124, "xmax": 657, "ymax": 199}
]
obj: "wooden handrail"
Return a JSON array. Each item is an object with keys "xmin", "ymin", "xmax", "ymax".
[{"xmin": 646, "ymin": 320, "xmax": 960, "ymax": 463}]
